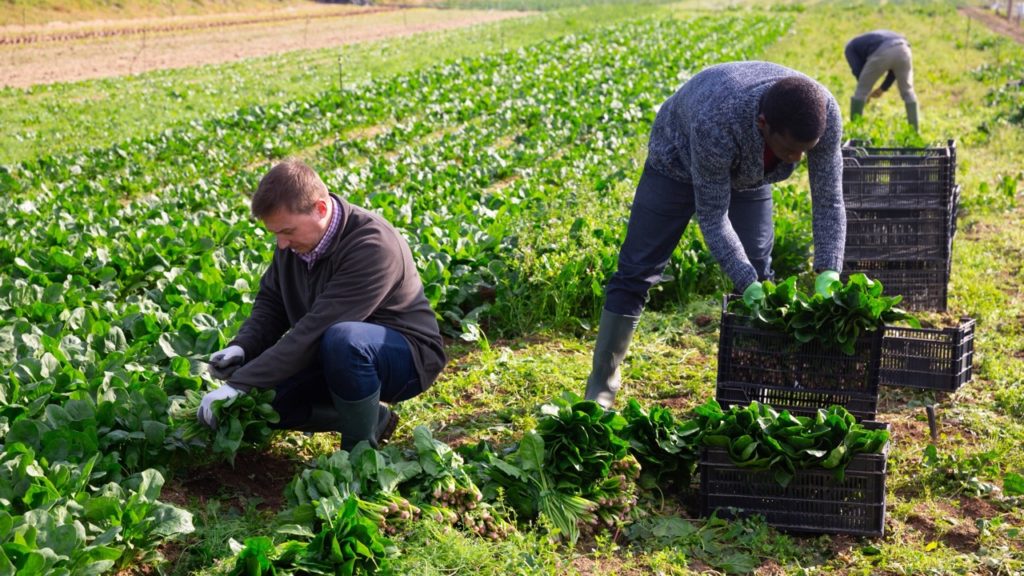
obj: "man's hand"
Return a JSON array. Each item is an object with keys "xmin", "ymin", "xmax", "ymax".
[
  {"xmin": 197, "ymin": 384, "xmax": 242, "ymax": 429},
  {"xmin": 868, "ymin": 87, "xmax": 885, "ymax": 101},
  {"xmin": 208, "ymin": 345, "xmax": 245, "ymax": 380},
  {"xmin": 815, "ymin": 270, "xmax": 841, "ymax": 298}
]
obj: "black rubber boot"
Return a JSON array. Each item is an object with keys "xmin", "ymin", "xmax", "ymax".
[{"xmin": 376, "ymin": 403, "xmax": 399, "ymax": 446}]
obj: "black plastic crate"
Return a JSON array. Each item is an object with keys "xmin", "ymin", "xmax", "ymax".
[
  {"xmin": 880, "ymin": 318, "xmax": 976, "ymax": 391},
  {"xmin": 699, "ymin": 422, "xmax": 889, "ymax": 536},
  {"xmin": 843, "ymin": 259, "xmax": 949, "ymax": 312},
  {"xmin": 949, "ymin": 184, "xmax": 962, "ymax": 241},
  {"xmin": 844, "ymin": 207, "xmax": 953, "ymax": 261},
  {"xmin": 717, "ymin": 300, "xmax": 883, "ymax": 420},
  {"xmin": 842, "ymin": 139, "xmax": 956, "ymax": 210}
]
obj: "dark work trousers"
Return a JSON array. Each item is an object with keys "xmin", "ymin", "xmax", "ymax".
[
  {"xmin": 270, "ymin": 321, "xmax": 422, "ymax": 429},
  {"xmin": 604, "ymin": 163, "xmax": 775, "ymax": 317}
]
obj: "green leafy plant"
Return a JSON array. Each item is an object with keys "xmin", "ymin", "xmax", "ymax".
[
  {"xmin": 620, "ymin": 399, "xmax": 703, "ymax": 491},
  {"xmin": 228, "ymin": 536, "xmax": 279, "ymax": 576},
  {"xmin": 536, "ymin": 393, "xmax": 630, "ymax": 490},
  {"xmin": 733, "ymin": 273, "xmax": 919, "ymax": 355},
  {"xmin": 230, "ymin": 498, "xmax": 395, "ymax": 576},
  {"xmin": 922, "ymin": 445, "xmax": 1001, "ymax": 497},
  {"xmin": 626, "ymin": 513, "xmax": 804, "ymax": 575},
  {"xmin": 81, "ymin": 469, "xmax": 195, "ymax": 571},
  {"xmin": 698, "ymin": 401, "xmax": 889, "ymax": 487},
  {"xmin": 172, "ymin": 388, "xmax": 280, "ymax": 466}
]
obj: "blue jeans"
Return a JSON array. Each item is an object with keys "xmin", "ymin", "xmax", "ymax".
[
  {"xmin": 271, "ymin": 322, "xmax": 422, "ymax": 429},
  {"xmin": 604, "ymin": 163, "xmax": 775, "ymax": 316}
]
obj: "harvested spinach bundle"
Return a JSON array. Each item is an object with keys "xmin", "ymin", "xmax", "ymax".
[
  {"xmin": 699, "ymin": 400, "xmax": 889, "ymax": 487},
  {"xmin": 620, "ymin": 399, "xmax": 703, "ymax": 490},
  {"xmin": 732, "ymin": 272, "xmax": 919, "ymax": 354},
  {"xmin": 172, "ymin": 387, "xmax": 279, "ymax": 465}
]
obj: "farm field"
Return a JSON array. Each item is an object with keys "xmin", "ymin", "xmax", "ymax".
[
  {"xmin": 1, "ymin": 0, "xmax": 1023, "ymax": 575},
  {"xmin": 0, "ymin": 6, "xmax": 530, "ymax": 88}
]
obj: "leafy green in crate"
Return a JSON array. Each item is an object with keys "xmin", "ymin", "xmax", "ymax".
[
  {"xmin": 699, "ymin": 400, "xmax": 889, "ymax": 487},
  {"xmin": 733, "ymin": 272, "xmax": 919, "ymax": 354}
]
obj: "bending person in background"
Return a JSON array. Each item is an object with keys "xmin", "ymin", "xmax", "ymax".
[
  {"xmin": 198, "ymin": 159, "xmax": 447, "ymax": 449},
  {"xmin": 584, "ymin": 61, "xmax": 845, "ymax": 409},
  {"xmin": 845, "ymin": 30, "xmax": 918, "ymax": 130}
]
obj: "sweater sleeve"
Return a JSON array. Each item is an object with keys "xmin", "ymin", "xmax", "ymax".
[
  {"xmin": 228, "ymin": 261, "xmax": 291, "ymax": 362},
  {"xmin": 227, "ymin": 230, "xmax": 406, "ymax": 390},
  {"xmin": 844, "ymin": 41, "xmax": 867, "ymax": 79},
  {"xmin": 805, "ymin": 98, "xmax": 846, "ymax": 274},
  {"xmin": 690, "ymin": 123, "xmax": 759, "ymax": 292}
]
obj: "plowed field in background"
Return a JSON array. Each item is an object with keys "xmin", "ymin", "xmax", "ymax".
[{"xmin": 0, "ymin": 4, "xmax": 527, "ymax": 88}]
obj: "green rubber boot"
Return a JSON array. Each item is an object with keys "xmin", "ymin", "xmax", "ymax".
[
  {"xmin": 905, "ymin": 100, "xmax": 919, "ymax": 131},
  {"xmin": 329, "ymin": 389, "xmax": 398, "ymax": 450},
  {"xmin": 295, "ymin": 390, "xmax": 399, "ymax": 449},
  {"xmin": 850, "ymin": 97, "xmax": 866, "ymax": 121},
  {"xmin": 584, "ymin": 309, "xmax": 640, "ymax": 409}
]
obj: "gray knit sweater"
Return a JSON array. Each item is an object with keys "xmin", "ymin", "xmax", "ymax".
[{"xmin": 646, "ymin": 61, "xmax": 845, "ymax": 290}]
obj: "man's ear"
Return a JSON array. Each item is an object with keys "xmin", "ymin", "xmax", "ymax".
[
  {"xmin": 756, "ymin": 113, "xmax": 768, "ymax": 132},
  {"xmin": 315, "ymin": 198, "xmax": 329, "ymax": 218}
]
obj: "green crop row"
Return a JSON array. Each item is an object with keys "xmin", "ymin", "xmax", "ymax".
[
  {"xmin": 0, "ymin": 14, "xmax": 793, "ymax": 574},
  {"xmin": 0, "ymin": 15, "xmax": 793, "ymax": 339}
]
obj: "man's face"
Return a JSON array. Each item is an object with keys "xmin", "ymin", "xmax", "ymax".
[
  {"xmin": 757, "ymin": 115, "xmax": 819, "ymax": 164},
  {"xmin": 261, "ymin": 199, "xmax": 330, "ymax": 254}
]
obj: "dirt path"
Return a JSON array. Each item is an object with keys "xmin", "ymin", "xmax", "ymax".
[
  {"xmin": 960, "ymin": 5, "xmax": 1024, "ymax": 44},
  {"xmin": 0, "ymin": 5, "xmax": 527, "ymax": 88},
  {"xmin": 0, "ymin": 5, "xmax": 400, "ymax": 45}
]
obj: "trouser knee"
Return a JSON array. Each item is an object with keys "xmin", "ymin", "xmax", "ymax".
[{"xmin": 321, "ymin": 322, "xmax": 379, "ymax": 401}]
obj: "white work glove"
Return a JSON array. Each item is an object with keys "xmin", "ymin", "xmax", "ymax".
[
  {"xmin": 197, "ymin": 384, "xmax": 242, "ymax": 429},
  {"xmin": 208, "ymin": 345, "xmax": 245, "ymax": 380}
]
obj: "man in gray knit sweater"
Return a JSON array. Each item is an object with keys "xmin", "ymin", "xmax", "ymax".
[
  {"xmin": 197, "ymin": 159, "xmax": 447, "ymax": 449},
  {"xmin": 585, "ymin": 61, "xmax": 845, "ymax": 408}
]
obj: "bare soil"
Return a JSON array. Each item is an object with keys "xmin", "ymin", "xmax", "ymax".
[
  {"xmin": 0, "ymin": 4, "xmax": 527, "ymax": 88},
  {"xmin": 164, "ymin": 448, "xmax": 303, "ymax": 512}
]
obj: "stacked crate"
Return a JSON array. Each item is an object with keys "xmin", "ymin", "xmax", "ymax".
[
  {"xmin": 700, "ymin": 422, "xmax": 889, "ymax": 537},
  {"xmin": 701, "ymin": 139, "xmax": 974, "ymax": 534},
  {"xmin": 705, "ymin": 296, "xmax": 889, "ymax": 536},
  {"xmin": 715, "ymin": 296, "xmax": 882, "ymax": 421},
  {"xmin": 880, "ymin": 318, "xmax": 976, "ymax": 392},
  {"xmin": 840, "ymin": 139, "xmax": 959, "ymax": 311},
  {"xmin": 841, "ymin": 140, "xmax": 976, "ymax": 393}
]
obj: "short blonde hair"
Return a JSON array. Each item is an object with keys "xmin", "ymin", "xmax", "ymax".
[{"xmin": 251, "ymin": 159, "xmax": 328, "ymax": 218}]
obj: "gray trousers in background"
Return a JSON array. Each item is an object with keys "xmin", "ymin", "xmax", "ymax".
[
  {"xmin": 854, "ymin": 39, "xmax": 916, "ymax": 103},
  {"xmin": 604, "ymin": 163, "xmax": 775, "ymax": 317}
]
